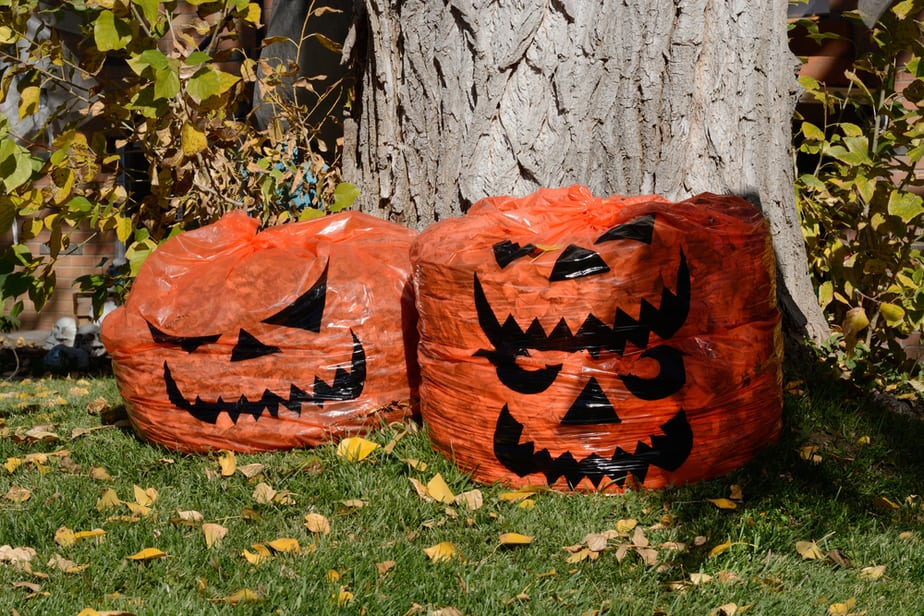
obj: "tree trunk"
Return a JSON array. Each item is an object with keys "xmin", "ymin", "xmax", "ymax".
[{"xmin": 343, "ymin": 0, "xmax": 830, "ymax": 344}]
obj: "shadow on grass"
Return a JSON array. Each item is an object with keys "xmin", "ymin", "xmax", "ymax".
[{"xmin": 660, "ymin": 359, "xmax": 924, "ymax": 571}]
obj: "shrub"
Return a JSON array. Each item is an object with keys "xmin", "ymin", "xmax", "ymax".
[
  {"xmin": 793, "ymin": 1, "xmax": 924, "ymax": 397},
  {"xmin": 0, "ymin": 0, "xmax": 355, "ymax": 317}
]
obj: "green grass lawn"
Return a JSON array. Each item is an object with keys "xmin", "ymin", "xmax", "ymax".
[{"xmin": 1, "ymin": 367, "xmax": 922, "ymax": 616}]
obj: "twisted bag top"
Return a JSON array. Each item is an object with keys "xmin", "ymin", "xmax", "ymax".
[
  {"xmin": 102, "ymin": 210, "xmax": 418, "ymax": 452},
  {"xmin": 411, "ymin": 186, "xmax": 783, "ymax": 492}
]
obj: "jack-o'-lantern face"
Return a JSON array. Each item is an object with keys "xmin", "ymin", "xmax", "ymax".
[
  {"xmin": 473, "ymin": 214, "xmax": 693, "ymax": 489},
  {"xmin": 102, "ymin": 210, "xmax": 419, "ymax": 453},
  {"xmin": 146, "ymin": 262, "xmax": 366, "ymax": 426},
  {"xmin": 411, "ymin": 187, "xmax": 783, "ymax": 493}
]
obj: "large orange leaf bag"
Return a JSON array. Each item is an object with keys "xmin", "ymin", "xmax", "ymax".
[
  {"xmin": 411, "ymin": 186, "xmax": 782, "ymax": 492},
  {"xmin": 102, "ymin": 211, "xmax": 418, "ymax": 452}
]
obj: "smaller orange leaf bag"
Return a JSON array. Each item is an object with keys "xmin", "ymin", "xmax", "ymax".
[
  {"xmin": 102, "ymin": 211, "xmax": 418, "ymax": 452},
  {"xmin": 411, "ymin": 186, "xmax": 782, "ymax": 492}
]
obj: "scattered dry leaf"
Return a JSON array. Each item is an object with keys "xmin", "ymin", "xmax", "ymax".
[
  {"xmin": 126, "ymin": 547, "xmax": 167, "ymax": 561},
  {"xmin": 454, "ymin": 489, "xmax": 483, "ymax": 511},
  {"xmin": 265, "ymin": 537, "xmax": 301, "ymax": 554},
  {"xmin": 211, "ymin": 589, "xmax": 259, "ymax": 605},
  {"xmin": 689, "ymin": 573, "xmax": 713, "ymax": 585},
  {"xmin": 377, "ymin": 560, "xmax": 396, "ymax": 576},
  {"xmin": 95, "ymin": 488, "xmax": 120, "ymax": 511},
  {"xmin": 709, "ymin": 603, "xmax": 738, "ymax": 616},
  {"xmin": 796, "ymin": 540, "xmax": 825, "ymax": 560},
  {"xmin": 237, "ymin": 463, "xmax": 265, "ymax": 478},
  {"xmin": 304, "ymin": 513, "xmax": 331, "ymax": 535},
  {"xmin": 707, "ymin": 498, "xmax": 738, "ymax": 510},
  {"xmin": 828, "ymin": 598, "xmax": 856, "ymax": 615},
  {"xmin": 0, "ymin": 545, "xmax": 36, "ymax": 567},
  {"xmin": 252, "ymin": 482, "xmax": 277, "ymax": 504},
  {"xmin": 89, "ymin": 466, "xmax": 113, "ymax": 481},
  {"xmin": 709, "ymin": 539, "xmax": 733, "ymax": 557},
  {"xmin": 424, "ymin": 541, "xmax": 461, "ymax": 562},
  {"xmin": 133, "ymin": 485, "xmax": 158, "ymax": 507},
  {"xmin": 336, "ymin": 437, "xmax": 379, "ymax": 461},
  {"xmin": 218, "ymin": 450, "xmax": 237, "ymax": 477},
  {"xmin": 202, "ymin": 523, "xmax": 228, "ymax": 548},
  {"xmin": 859, "ymin": 564, "xmax": 886, "ymax": 580},
  {"xmin": 426, "ymin": 473, "xmax": 455, "ymax": 504},
  {"xmin": 4, "ymin": 485, "xmax": 31, "ymax": 502},
  {"xmin": 615, "ymin": 519, "xmax": 637, "ymax": 534},
  {"xmin": 499, "ymin": 532, "xmax": 534, "ymax": 546},
  {"xmin": 86, "ymin": 396, "xmax": 110, "ymax": 415}
]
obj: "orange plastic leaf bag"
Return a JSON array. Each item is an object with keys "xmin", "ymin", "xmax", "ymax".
[
  {"xmin": 102, "ymin": 211, "xmax": 419, "ymax": 452},
  {"xmin": 411, "ymin": 186, "xmax": 782, "ymax": 492}
]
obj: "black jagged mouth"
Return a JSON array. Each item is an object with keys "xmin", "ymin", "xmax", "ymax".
[
  {"xmin": 492, "ymin": 405, "xmax": 693, "ymax": 489},
  {"xmin": 474, "ymin": 250, "xmax": 690, "ymax": 396},
  {"xmin": 164, "ymin": 331, "xmax": 366, "ymax": 424}
]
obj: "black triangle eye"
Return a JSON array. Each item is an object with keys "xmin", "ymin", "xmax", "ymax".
[
  {"xmin": 493, "ymin": 240, "xmax": 537, "ymax": 268},
  {"xmin": 231, "ymin": 329, "xmax": 281, "ymax": 362},
  {"xmin": 594, "ymin": 214, "xmax": 655, "ymax": 245},
  {"xmin": 262, "ymin": 263, "xmax": 328, "ymax": 332},
  {"xmin": 147, "ymin": 321, "xmax": 220, "ymax": 353},
  {"xmin": 549, "ymin": 245, "xmax": 610, "ymax": 281}
]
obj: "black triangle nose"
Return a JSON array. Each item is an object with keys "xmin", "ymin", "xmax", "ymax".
[{"xmin": 561, "ymin": 377, "xmax": 621, "ymax": 425}]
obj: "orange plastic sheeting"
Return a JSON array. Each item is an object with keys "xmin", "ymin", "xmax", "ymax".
[
  {"xmin": 411, "ymin": 186, "xmax": 782, "ymax": 492},
  {"xmin": 102, "ymin": 211, "xmax": 419, "ymax": 452}
]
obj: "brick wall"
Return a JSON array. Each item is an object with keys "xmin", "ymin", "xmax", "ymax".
[{"xmin": 2, "ymin": 222, "xmax": 118, "ymax": 332}]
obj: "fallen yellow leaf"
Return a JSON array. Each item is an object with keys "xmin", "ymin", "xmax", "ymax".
[
  {"xmin": 709, "ymin": 539, "xmax": 733, "ymax": 557},
  {"xmin": 89, "ymin": 466, "xmax": 113, "ymax": 481},
  {"xmin": 252, "ymin": 482, "xmax": 277, "ymax": 504},
  {"xmin": 74, "ymin": 529, "xmax": 105, "ymax": 542},
  {"xmin": 211, "ymin": 588, "xmax": 259, "ymax": 605},
  {"xmin": 237, "ymin": 463, "xmax": 265, "ymax": 478},
  {"xmin": 242, "ymin": 543, "xmax": 272, "ymax": 565},
  {"xmin": 335, "ymin": 586, "xmax": 353, "ymax": 606},
  {"xmin": 336, "ymin": 437, "xmax": 379, "ymax": 462},
  {"xmin": 455, "ymin": 489, "xmax": 484, "ymax": 511},
  {"xmin": 96, "ymin": 488, "xmax": 120, "ymax": 511},
  {"xmin": 709, "ymin": 603, "xmax": 738, "ymax": 616},
  {"xmin": 689, "ymin": 573, "xmax": 713, "ymax": 585},
  {"xmin": 133, "ymin": 485, "xmax": 158, "ymax": 507},
  {"xmin": 859, "ymin": 564, "xmax": 886, "ymax": 580},
  {"xmin": 265, "ymin": 537, "xmax": 301, "ymax": 554},
  {"xmin": 126, "ymin": 547, "xmax": 166, "ymax": 561},
  {"xmin": 54, "ymin": 527, "xmax": 76, "ymax": 547},
  {"xmin": 305, "ymin": 513, "xmax": 331, "ymax": 534},
  {"xmin": 202, "ymin": 523, "xmax": 228, "ymax": 548},
  {"xmin": 426, "ymin": 473, "xmax": 456, "ymax": 504},
  {"xmin": 615, "ymin": 519, "xmax": 638, "ymax": 534},
  {"xmin": 499, "ymin": 532, "xmax": 534, "ymax": 546},
  {"xmin": 218, "ymin": 450, "xmax": 237, "ymax": 477},
  {"xmin": 424, "ymin": 541, "xmax": 462, "ymax": 562},
  {"xmin": 4, "ymin": 485, "xmax": 31, "ymax": 502},
  {"xmin": 796, "ymin": 540, "xmax": 825, "ymax": 560},
  {"xmin": 828, "ymin": 598, "xmax": 856, "ymax": 615},
  {"xmin": 707, "ymin": 498, "xmax": 738, "ymax": 510},
  {"xmin": 402, "ymin": 458, "xmax": 428, "ymax": 471},
  {"xmin": 377, "ymin": 560, "xmax": 396, "ymax": 576},
  {"xmin": 4, "ymin": 457, "xmax": 22, "ymax": 473},
  {"xmin": 873, "ymin": 496, "xmax": 900, "ymax": 512},
  {"xmin": 498, "ymin": 486, "xmax": 545, "ymax": 502}
]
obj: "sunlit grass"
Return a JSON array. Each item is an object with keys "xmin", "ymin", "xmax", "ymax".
[{"xmin": 1, "ymin": 368, "xmax": 922, "ymax": 615}]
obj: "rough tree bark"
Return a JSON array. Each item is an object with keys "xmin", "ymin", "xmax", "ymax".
[{"xmin": 342, "ymin": 0, "xmax": 830, "ymax": 344}]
